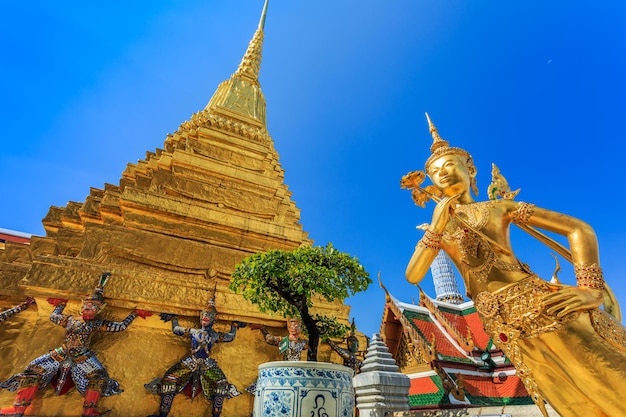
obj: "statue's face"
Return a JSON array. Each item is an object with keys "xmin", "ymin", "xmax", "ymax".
[
  {"xmin": 81, "ymin": 300, "xmax": 102, "ymax": 320},
  {"xmin": 287, "ymin": 319, "xmax": 302, "ymax": 337},
  {"xmin": 200, "ymin": 310, "xmax": 216, "ymax": 327},
  {"xmin": 427, "ymin": 154, "xmax": 472, "ymax": 196},
  {"xmin": 348, "ymin": 338, "xmax": 359, "ymax": 353}
]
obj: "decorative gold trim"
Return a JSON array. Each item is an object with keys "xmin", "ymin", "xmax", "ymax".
[
  {"xmin": 511, "ymin": 202, "xmax": 535, "ymax": 225},
  {"xmin": 574, "ymin": 263, "xmax": 604, "ymax": 290},
  {"xmin": 589, "ymin": 309, "xmax": 626, "ymax": 351},
  {"xmin": 417, "ymin": 229, "xmax": 443, "ymax": 250}
]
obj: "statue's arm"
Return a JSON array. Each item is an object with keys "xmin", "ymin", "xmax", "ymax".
[
  {"xmin": 512, "ymin": 202, "xmax": 604, "ymax": 315},
  {"xmin": 327, "ymin": 340, "xmax": 350, "ymax": 360},
  {"xmin": 157, "ymin": 313, "xmax": 188, "ymax": 337},
  {"xmin": 103, "ymin": 311, "xmax": 138, "ymax": 332},
  {"xmin": 406, "ymin": 195, "xmax": 458, "ymax": 285},
  {"xmin": 218, "ymin": 325, "xmax": 237, "ymax": 343},
  {"xmin": 261, "ymin": 327, "xmax": 282, "ymax": 346},
  {"xmin": 49, "ymin": 300, "xmax": 69, "ymax": 326},
  {"xmin": 406, "ymin": 238, "xmax": 442, "ymax": 285},
  {"xmin": 0, "ymin": 298, "xmax": 33, "ymax": 323},
  {"xmin": 520, "ymin": 204, "xmax": 600, "ymax": 265},
  {"xmin": 171, "ymin": 317, "xmax": 190, "ymax": 337},
  {"xmin": 217, "ymin": 321, "xmax": 246, "ymax": 343}
]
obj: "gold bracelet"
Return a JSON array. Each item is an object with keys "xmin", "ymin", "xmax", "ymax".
[
  {"xmin": 574, "ymin": 263, "xmax": 604, "ymax": 290},
  {"xmin": 417, "ymin": 229, "xmax": 443, "ymax": 250},
  {"xmin": 511, "ymin": 202, "xmax": 535, "ymax": 225}
]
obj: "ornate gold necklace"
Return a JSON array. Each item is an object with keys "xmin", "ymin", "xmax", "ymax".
[
  {"xmin": 446, "ymin": 201, "xmax": 523, "ymax": 284},
  {"xmin": 453, "ymin": 201, "xmax": 492, "ymax": 230}
]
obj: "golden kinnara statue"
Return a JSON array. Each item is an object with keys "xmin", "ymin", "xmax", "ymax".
[{"xmin": 403, "ymin": 114, "xmax": 626, "ymax": 417}]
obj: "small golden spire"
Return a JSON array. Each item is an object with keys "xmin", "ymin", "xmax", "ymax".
[
  {"xmin": 233, "ymin": 0, "xmax": 269, "ymax": 85},
  {"xmin": 377, "ymin": 272, "xmax": 391, "ymax": 303},
  {"xmin": 200, "ymin": 0, "xmax": 269, "ymax": 129},
  {"xmin": 258, "ymin": 0, "xmax": 269, "ymax": 30},
  {"xmin": 425, "ymin": 112, "xmax": 449, "ymax": 154}
]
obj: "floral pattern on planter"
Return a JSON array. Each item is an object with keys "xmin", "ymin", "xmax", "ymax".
[{"xmin": 263, "ymin": 390, "xmax": 294, "ymax": 416}]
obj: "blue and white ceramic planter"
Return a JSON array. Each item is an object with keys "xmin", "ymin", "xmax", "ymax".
[{"xmin": 253, "ymin": 361, "xmax": 355, "ymax": 417}]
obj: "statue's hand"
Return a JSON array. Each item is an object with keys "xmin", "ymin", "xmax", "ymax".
[
  {"xmin": 431, "ymin": 194, "xmax": 460, "ymax": 232},
  {"xmin": 47, "ymin": 298, "xmax": 68, "ymax": 306},
  {"xmin": 248, "ymin": 323, "xmax": 264, "ymax": 330},
  {"xmin": 543, "ymin": 284, "xmax": 603, "ymax": 318},
  {"xmin": 135, "ymin": 309, "xmax": 153, "ymax": 319},
  {"xmin": 160, "ymin": 313, "xmax": 177, "ymax": 322},
  {"xmin": 24, "ymin": 297, "xmax": 35, "ymax": 307},
  {"xmin": 232, "ymin": 321, "xmax": 247, "ymax": 328}
]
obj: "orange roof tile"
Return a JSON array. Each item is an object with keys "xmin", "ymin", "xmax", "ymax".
[
  {"xmin": 439, "ymin": 308, "xmax": 492, "ymax": 350},
  {"xmin": 410, "ymin": 375, "xmax": 440, "ymax": 395},
  {"xmin": 463, "ymin": 374, "xmax": 529, "ymax": 398},
  {"xmin": 409, "ymin": 315, "xmax": 466, "ymax": 359}
]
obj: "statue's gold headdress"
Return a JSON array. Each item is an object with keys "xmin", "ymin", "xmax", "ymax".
[{"xmin": 423, "ymin": 113, "xmax": 478, "ymax": 196}]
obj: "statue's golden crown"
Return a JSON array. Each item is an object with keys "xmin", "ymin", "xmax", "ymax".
[
  {"xmin": 423, "ymin": 113, "xmax": 474, "ymax": 172},
  {"xmin": 423, "ymin": 113, "xmax": 478, "ymax": 196}
]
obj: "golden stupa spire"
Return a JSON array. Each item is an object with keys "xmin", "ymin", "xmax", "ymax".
[
  {"xmin": 233, "ymin": 0, "xmax": 268, "ymax": 84},
  {"xmin": 179, "ymin": 0, "xmax": 270, "ymax": 135},
  {"xmin": 203, "ymin": 0, "xmax": 269, "ymax": 128}
]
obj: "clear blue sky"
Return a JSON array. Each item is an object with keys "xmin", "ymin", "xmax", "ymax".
[{"xmin": 1, "ymin": 1, "xmax": 625, "ymax": 338}]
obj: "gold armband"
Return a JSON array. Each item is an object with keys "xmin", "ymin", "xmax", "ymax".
[
  {"xmin": 511, "ymin": 202, "xmax": 535, "ymax": 225},
  {"xmin": 417, "ymin": 230, "xmax": 443, "ymax": 250},
  {"xmin": 574, "ymin": 263, "xmax": 604, "ymax": 290}
]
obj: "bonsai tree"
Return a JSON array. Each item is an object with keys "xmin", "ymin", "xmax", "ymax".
[{"xmin": 230, "ymin": 243, "xmax": 371, "ymax": 361}]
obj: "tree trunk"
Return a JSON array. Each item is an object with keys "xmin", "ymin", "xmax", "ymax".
[
  {"xmin": 307, "ymin": 331, "xmax": 319, "ymax": 361},
  {"xmin": 301, "ymin": 312, "xmax": 319, "ymax": 361}
]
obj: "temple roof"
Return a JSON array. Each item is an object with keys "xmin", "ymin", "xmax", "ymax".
[
  {"xmin": 379, "ymin": 282, "xmax": 533, "ymax": 409},
  {"xmin": 407, "ymin": 371, "xmax": 532, "ymax": 409},
  {"xmin": 0, "ymin": 228, "xmax": 32, "ymax": 245}
]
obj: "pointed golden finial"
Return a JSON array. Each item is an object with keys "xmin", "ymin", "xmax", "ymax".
[
  {"xmin": 377, "ymin": 272, "xmax": 391, "ymax": 303},
  {"xmin": 425, "ymin": 112, "xmax": 449, "ymax": 154},
  {"xmin": 197, "ymin": 0, "xmax": 269, "ymax": 130},
  {"xmin": 258, "ymin": 0, "xmax": 269, "ymax": 30},
  {"xmin": 233, "ymin": 0, "xmax": 269, "ymax": 85}
]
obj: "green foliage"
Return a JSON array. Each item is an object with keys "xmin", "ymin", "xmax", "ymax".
[
  {"xmin": 230, "ymin": 243, "xmax": 370, "ymax": 318},
  {"xmin": 230, "ymin": 243, "xmax": 371, "ymax": 360},
  {"xmin": 313, "ymin": 314, "xmax": 350, "ymax": 339}
]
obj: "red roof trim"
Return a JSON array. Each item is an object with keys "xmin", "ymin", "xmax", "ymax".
[{"xmin": 0, "ymin": 233, "xmax": 31, "ymax": 244}]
